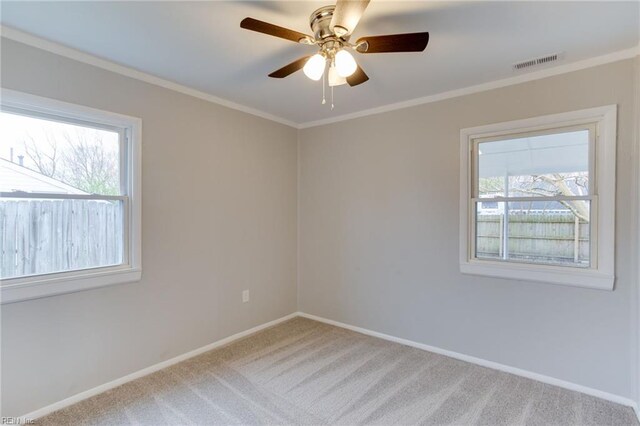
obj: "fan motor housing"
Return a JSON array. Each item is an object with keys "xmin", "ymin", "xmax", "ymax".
[{"xmin": 310, "ymin": 6, "xmax": 347, "ymax": 41}]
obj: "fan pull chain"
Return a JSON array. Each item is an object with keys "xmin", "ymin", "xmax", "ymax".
[
  {"xmin": 331, "ymin": 86, "xmax": 334, "ymax": 110},
  {"xmin": 321, "ymin": 70, "xmax": 326, "ymax": 105}
]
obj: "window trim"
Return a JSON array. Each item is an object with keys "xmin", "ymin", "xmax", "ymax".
[
  {"xmin": 0, "ymin": 89, "xmax": 142, "ymax": 303},
  {"xmin": 459, "ymin": 106, "xmax": 616, "ymax": 290}
]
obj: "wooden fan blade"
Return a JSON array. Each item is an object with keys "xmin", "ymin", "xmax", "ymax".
[
  {"xmin": 269, "ymin": 56, "xmax": 311, "ymax": 78},
  {"xmin": 346, "ymin": 65, "xmax": 369, "ymax": 87},
  {"xmin": 240, "ymin": 17, "xmax": 312, "ymax": 43},
  {"xmin": 356, "ymin": 32, "xmax": 429, "ymax": 53},
  {"xmin": 330, "ymin": 0, "xmax": 370, "ymax": 37}
]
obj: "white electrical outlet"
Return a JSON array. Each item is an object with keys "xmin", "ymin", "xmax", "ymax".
[{"xmin": 242, "ymin": 290, "xmax": 250, "ymax": 303}]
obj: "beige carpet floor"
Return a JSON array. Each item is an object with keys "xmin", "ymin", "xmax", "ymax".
[{"xmin": 39, "ymin": 317, "xmax": 638, "ymax": 425}]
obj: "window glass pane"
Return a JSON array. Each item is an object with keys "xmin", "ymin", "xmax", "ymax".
[
  {"xmin": 0, "ymin": 198, "xmax": 123, "ymax": 279},
  {"xmin": 0, "ymin": 111, "xmax": 121, "ymax": 196},
  {"xmin": 478, "ymin": 130, "xmax": 589, "ymax": 198},
  {"xmin": 475, "ymin": 200, "xmax": 590, "ymax": 267},
  {"xmin": 475, "ymin": 202, "xmax": 504, "ymax": 260}
]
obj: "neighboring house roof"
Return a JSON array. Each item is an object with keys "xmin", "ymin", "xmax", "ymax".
[{"xmin": 0, "ymin": 158, "xmax": 88, "ymax": 194}]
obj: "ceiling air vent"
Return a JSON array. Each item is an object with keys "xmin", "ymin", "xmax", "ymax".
[{"xmin": 513, "ymin": 52, "xmax": 564, "ymax": 71}]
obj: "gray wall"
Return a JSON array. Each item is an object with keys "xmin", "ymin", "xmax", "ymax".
[
  {"xmin": 0, "ymin": 38, "xmax": 299, "ymax": 417},
  {"xmin": 2, "ymin": 37, "xmax": 638, "ymax": 417},
  {"xmin": 299, "ymin": 59, "xmax": 638, "ymax": 399}
]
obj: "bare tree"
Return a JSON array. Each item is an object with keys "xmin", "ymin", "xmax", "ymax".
[
  {"xmin": 479, "ymin": 173, "xmax": 589, "ymax": 222},
  {"xmin": 525, "ymin": 174, "xmax": 589, "ymax": 222},
  {"xmin": 20, "ymin": 128, "xmax": 119, "ymax": 195},
  {"xmin": 61, "ymin": 129, "xmax": 119, "ymax": 195},
  {"xmin": 22, "ymin": 133, "xmax": 59, "ymax": 178}
]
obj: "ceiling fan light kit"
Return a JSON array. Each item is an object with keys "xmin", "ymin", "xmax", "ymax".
[
  {"xmin": 328, "ymin": 65, "xmax": 347, "ymax": 87},
  {"xmin": 240, "ymin": 0, "xmax": 430, "ymax": 108},
  {"xmin": 303, "ymin": 53, "xmax": 326, "ymax": 81},
  {"xmin": 335, "ymin": 50, "xmax": 357, "ymax": 77}
]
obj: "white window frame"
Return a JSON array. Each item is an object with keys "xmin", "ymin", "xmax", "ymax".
[
  {"xmin": 459, "ymin": 106, "xmax": 616, "ymax": 290},
  {"xmin": 0, "ymin": 89, "xmax": 142, "ymax": 303}
]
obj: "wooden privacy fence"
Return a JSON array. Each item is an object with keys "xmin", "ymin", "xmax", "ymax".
[
  {"xmin": 1, "ymin": 199, "xmax": 123, "ymax": 279},
  {"xmin": 476, "ymin": 213, "xmax": 589, "ymax": 265},
  {"xmin": 0, "ymin": 202, "xmax": 590, "ymax": 279}
]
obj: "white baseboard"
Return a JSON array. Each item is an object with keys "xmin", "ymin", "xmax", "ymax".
[
  {"xmin": 297, "ymin": 312, "xmax": 638, "ymax": 410},
  {"xmin": 18, "ymin": 311, "xmax": 638, "ymax": 421},
  {"xmin": 18, "ymin": 312, "xmax": 298, "ymax": 421}
]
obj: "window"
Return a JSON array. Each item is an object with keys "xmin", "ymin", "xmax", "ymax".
[
  {"xmin": 460, "ymin": 106, "xmax": 616, "ymax": 289},
  {"xmin": 1, "ymin": 89, "xmax": 141, "ymax": 303}
]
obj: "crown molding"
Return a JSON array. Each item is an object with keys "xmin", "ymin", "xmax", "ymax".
[
  {"xmin": 298, "ymin": 44, "xmax": 640, "ymax": 129},
  {"xmin": 0, "ymin": 25, "xmax": 298, "ymax": 129},
  {"xmin": 2, "ymin": 25, "xmax": 638, "ymax": 131}
]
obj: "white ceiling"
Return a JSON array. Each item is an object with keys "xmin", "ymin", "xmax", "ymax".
[{"xmin": 1, "ymin": 1, "xmax": 638, "ymax": 126}]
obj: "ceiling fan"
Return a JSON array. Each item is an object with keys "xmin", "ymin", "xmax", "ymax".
[{"xmin": 240, "ymin": 0, "xmax": 429, "ymax": 90}]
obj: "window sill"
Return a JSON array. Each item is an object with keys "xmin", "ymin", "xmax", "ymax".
[
  {"xmin": 0, "ymin": 266, "xmax": 142, "ymax": 304},
  {"xmin": 460, "ymin": 260, "xmax": 614, "ymax": 290}
]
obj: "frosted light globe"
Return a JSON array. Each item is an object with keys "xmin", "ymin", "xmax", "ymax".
[
  {"xmin": 303, "ymin": 54, "xmax": 326, "ymax": 81},
  {"xmin": 335, "ymin": 50, "xmax": 357, "ymax": 78}
]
